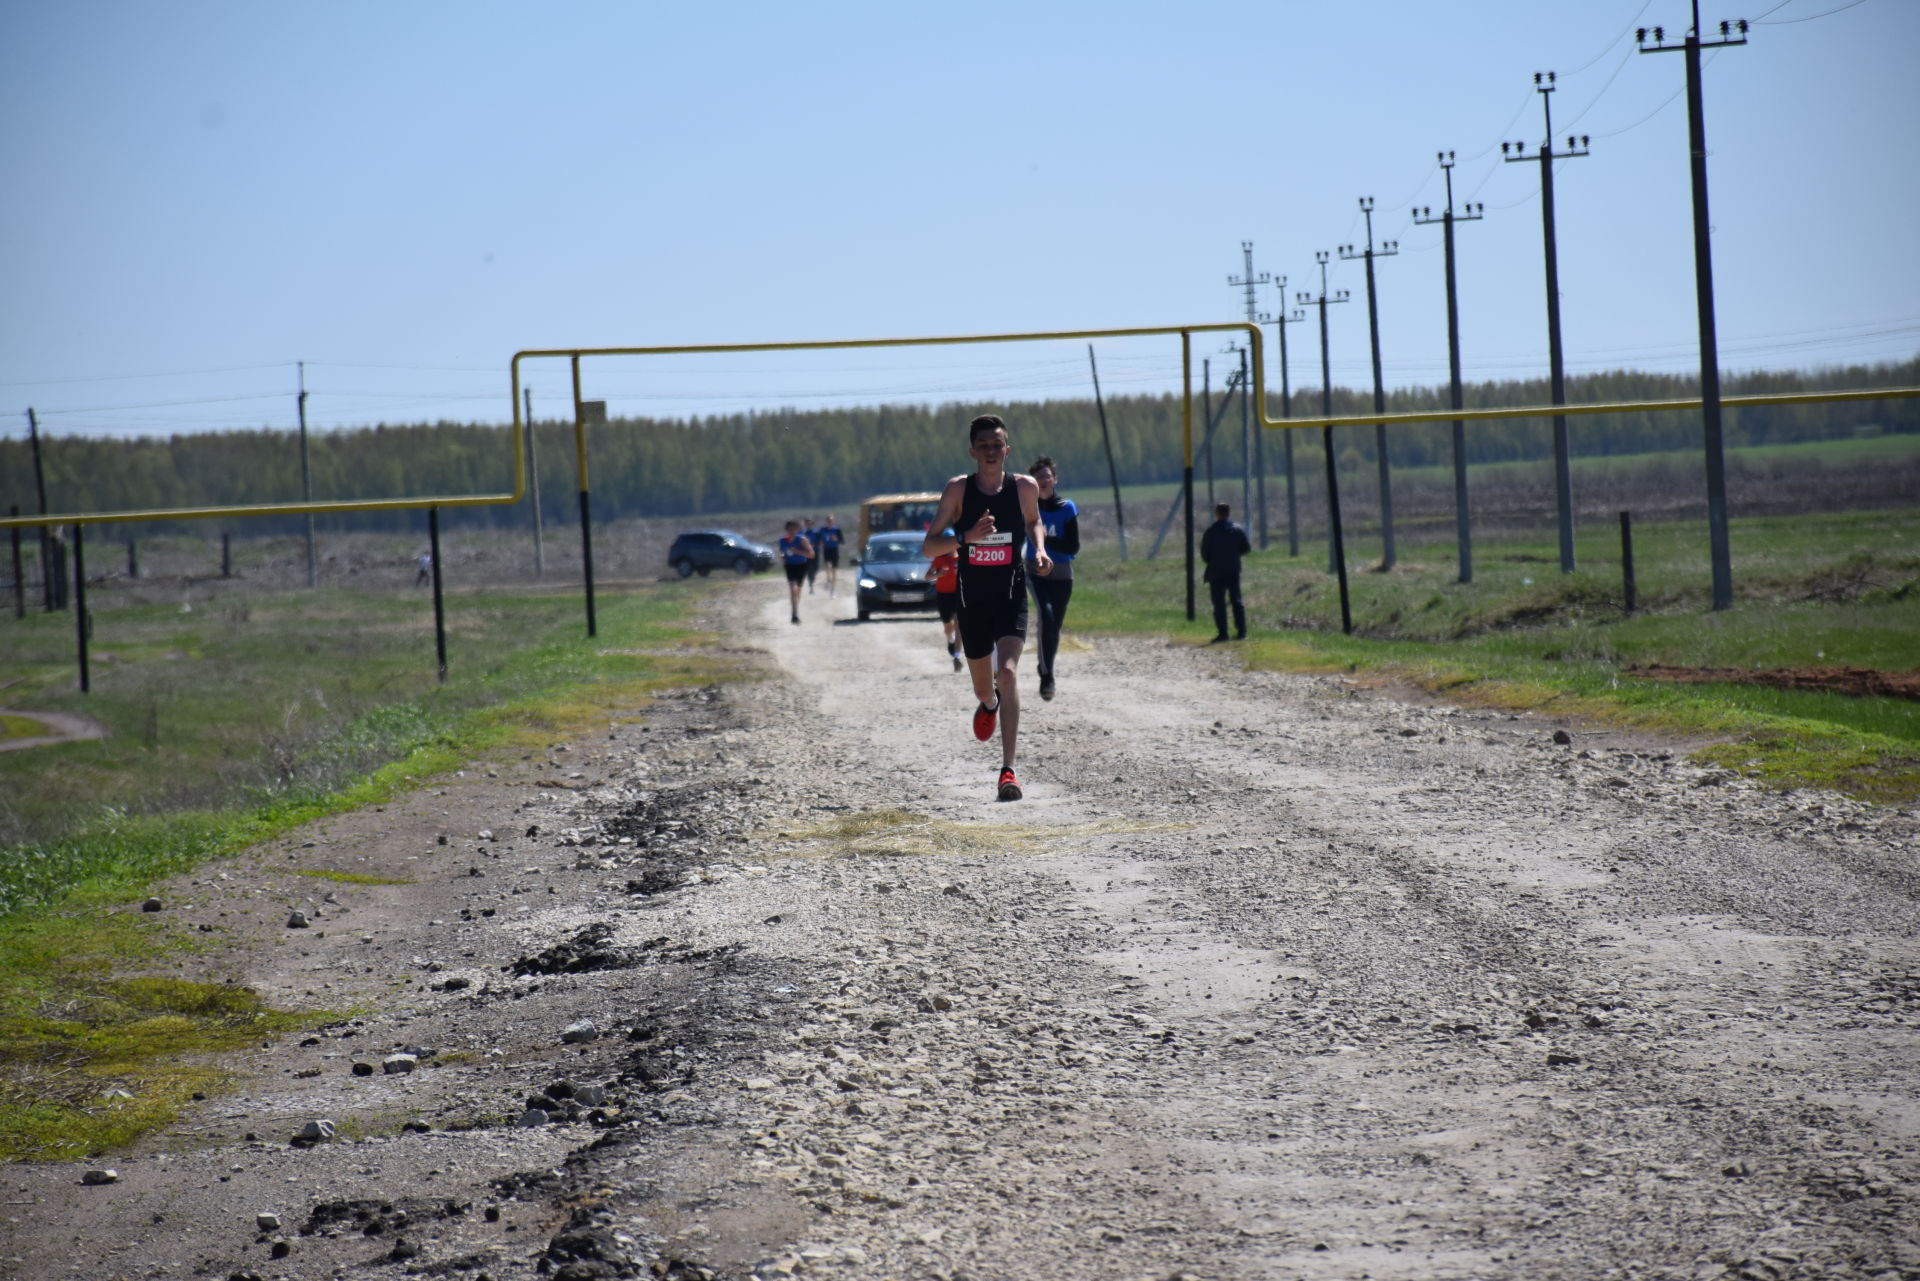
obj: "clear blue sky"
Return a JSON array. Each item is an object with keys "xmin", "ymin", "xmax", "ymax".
[{"xmin": 2, "ymin": 0, "xmax": 1914, "ymax": 443}]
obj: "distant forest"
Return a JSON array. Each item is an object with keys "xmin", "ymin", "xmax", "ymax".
[{"xmin": 5, "ymin": 360, "xmax": 1914, "ymax": 535}]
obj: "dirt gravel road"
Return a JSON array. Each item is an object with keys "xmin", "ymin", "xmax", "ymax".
[{"xmin": 5, "ymin": 578, "xmax": 1917, "ymax": 1281}]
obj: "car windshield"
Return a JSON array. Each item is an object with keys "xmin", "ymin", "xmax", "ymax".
[{"xmin": 866, "ymin": 539, "xmax": 926, "ymax": 564}]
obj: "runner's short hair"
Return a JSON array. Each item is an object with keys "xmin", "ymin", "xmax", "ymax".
[
  {"xmin": 1216, "ymin": 503, "xmax": 1231, "ymax": 519},
  {"xmin": 1030, "ymin": 455, "xmax": 1055, "ymax": 475},
  {"xmin": 969, "ymin": 414, "xmax": 1007, "ymax": 443}
]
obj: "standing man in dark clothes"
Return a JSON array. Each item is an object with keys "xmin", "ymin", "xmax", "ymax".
[
  {"xmin": 1025, "ymin": 455, "xmax": 1079, "ymax": 701},
  {"xmin": 1200, "ymin": 502, "xmax": 1252, "ymax": 642},
  {"xmin": 922, "ymin": 414, "xmax": 1051, "ymax": 802}
]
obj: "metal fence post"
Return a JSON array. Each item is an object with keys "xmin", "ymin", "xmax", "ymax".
[
  {"xmin": 429, "ymin": 507, "xmax": 447, "ymax": 683},
  {"xmin": 74, "ymin": 525, "xmax": 90, "ymax": 692},
  {"xmin": 1620, "ymin": 511, "xmax": 1637, "ymax": 616}
]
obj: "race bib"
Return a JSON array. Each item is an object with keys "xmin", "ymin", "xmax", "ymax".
[{"xmin": 967, "ymin": 531, "xmax": 1013, "ymax": 567}]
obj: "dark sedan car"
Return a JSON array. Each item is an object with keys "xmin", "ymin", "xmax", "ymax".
[
  {"xmin": 855, "ymin": 531, "xmax": 939, "ymax": 621},
  {"xmin": 667, "ymin": 530, "xmax": 775, "ymax": 578}
]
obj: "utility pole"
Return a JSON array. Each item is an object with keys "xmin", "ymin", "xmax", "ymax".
[
  {"xmin": 26, "ymin": 408, "xmax": 51, "ymax": 611},
  {"xmin": 1198, "ymin": 355, "xmax": 1213, "ymax": 510},
  {"xmin": 1504, "ymin": 71, "xmax": 1589, "ymax": 574},
  {"xmin": 525, "ymin": 387, "xmax": 546, "ymax": 577},
  {"xmin": 1258, "ymin": 281, "xmax": 1305, "ymax": 555},
  {"xmin": 1640, "ymin": 7, "xmax": 1747, "ymax": 611},
  {"xmin": 298, "ymin": 362, "xmax": 316, "ymax": 588},
  {"xmin": 1339, "ymin": 198, "xmax": 1401, "ymax": 569},
  {"xmin": 1226, "ymin": 242, "xmax": 1270, "ymax": 544},
  {"xmin": 1297, "ymin": 252, "xmax": 1353, "ymax": 633},
  {"xmin": 1217, "ymin": 342, "xmax": 1253, "ymax": 520},
  {"xmin": 1235, "ymin": 343, "xmax": 1252, "ymax": 522},
  {"xmin": 1414, "ymin": 152, "xmax": 1485, "ymax": 583}
]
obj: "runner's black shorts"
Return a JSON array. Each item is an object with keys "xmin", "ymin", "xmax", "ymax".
[
  {"xmin": 936, "ymin": 591, "xmax": 959, "ymax": 623},
  {"xmin": 957, "ymin": 590, "xmax": 1028, "ymax": 660},
  {"xmin": 784, "ymin": 563, "xmax": 808, "ymax": 584},
  {"xmin": 823, "ymin": 546, "xmax": 839, "ymax": 565}
]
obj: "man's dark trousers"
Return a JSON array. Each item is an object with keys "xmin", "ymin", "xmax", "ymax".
[{"xmin": 1210, "ymin": 575, "xmax": 1246, "ymax": 640}]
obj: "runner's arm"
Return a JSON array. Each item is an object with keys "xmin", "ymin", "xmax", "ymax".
[
  {"xmin": 1018, "ymin": 475, "xmax": 1051, "ymax": 574},
  {"xmin": 921, "ymin": 477, "xmax": 967, "ymax": 558}
]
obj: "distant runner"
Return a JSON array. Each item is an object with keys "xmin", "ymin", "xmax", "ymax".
[
  {"xmin": 816, "ymin": 515, "xmax": 844, "ymax": 597},
  {"xmin": 922, "ymin": 414, "xmax": 1051, "ymax": 802},
  {"xmin": 779, "ymin": 520, "xmax": 815, "ymax": 625},
  {"xmin": 931, "ymin": 535, "xmax": 962, "ymax": 671},
  {"xmin": 804, "ymin": 515, "xmax": 823, "ymax": 595},
  {"xmin": 1024, "ymin": 455, "xmax": 1080, "ymax": 701}
]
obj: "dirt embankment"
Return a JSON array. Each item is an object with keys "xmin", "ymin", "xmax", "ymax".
[
  {"xmin": 1627, "ymin": 662, "xmax": 1920, "ymax": 701},
  {"xmin": 3, "ymin": 578, "xmax": 1917, "ymax": 1281}
]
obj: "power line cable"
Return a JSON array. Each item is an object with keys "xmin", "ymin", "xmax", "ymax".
[
  {"xmin": 1758, "ymin": 0, "xmax": 1869, "ymax": 22},
  {"xmin": 0, "ymin": 361, "xmax": 291, "ymax": 389},
  {"xmin": 1459, "ymin": 89, "xmax": 1538, "ymax": 162},
  {"xmin": 30, "ymin": 392, "xmax": 289, "ymax": 417},
  {"xmin": 1560, "ymin": 45, "xmax": 1637, "ymax": 131},
  {"xmin": 1563, "ymin": 0, "xmax": 1657, "ymax": 74}
]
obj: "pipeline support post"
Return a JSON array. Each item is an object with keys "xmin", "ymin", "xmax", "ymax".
[
  {"xmin": 1620, "ymin": 510, "xmax": 1637, "ymax": 615},
  {"xmin": 429, "ymin": 507, "xmax": 448, "ymax": 683},
  {"xmin": 1182, "ymin": 332, "xmax": 1195, "ymax": 622},
  {"xmin": 572, "ymin": 356, "xmax": 600, "ymax": 638},
  {"xmin": 73, "ymin": 525, "xmax": 89, "ymax": 693}
]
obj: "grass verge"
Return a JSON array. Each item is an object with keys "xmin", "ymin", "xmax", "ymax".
[
  {"xmin": 0, "ymin": 579, "xmax": 739, "ymax": 1159},
  {"xmin": 1069, "ymin": 505, "xmax": 1920, "ymax": 804}
]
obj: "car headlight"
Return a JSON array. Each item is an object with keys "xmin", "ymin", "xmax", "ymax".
[{"xmin": 858, "ymin": 577, "xmax": 879, "ymax": 590}]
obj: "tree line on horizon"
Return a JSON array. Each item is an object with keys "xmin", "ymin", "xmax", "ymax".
[{"xmin": 4, "ymin": 359, "xmax": 1914, "ymax": 536}]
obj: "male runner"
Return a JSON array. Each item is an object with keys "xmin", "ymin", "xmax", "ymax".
[
  {"xmin": 816, "ymin": 515, "xmax": 843, "ymax": 596},
  {"xmin": 1025, "ymin": 455, "xmax": 1079, "ymax": 701},
  {"xmin": 779, "ymin": 520, "xmax": 814, "ymax": 625},
  {"xmin": 930, "ymin": 537, "xmax": 962, "ymax": 671},
  {"xmin": 922, "ymin": 414, "xmax": 1051, "ymax": 801},
  {"xmin": 803, "ymin": 516, "xmax": 822, "ymax": 594}
]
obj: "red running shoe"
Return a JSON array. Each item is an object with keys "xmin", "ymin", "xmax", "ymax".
[
  {"xmin": 997, "ymin": 767, "xmax": 1022, "ymax": 802},
  {"xmin": 972, "ymin": 698, "xmax": 998, "ymax": 742}
]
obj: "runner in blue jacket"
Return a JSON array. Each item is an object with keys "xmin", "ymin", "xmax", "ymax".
[
  {"xmin": 779, "ymin": 521, "xmax": 814, "ymax": 625},
  {"xmin": 1025, "ymin": 455, "xmax": 1080, "ymax": 701}
]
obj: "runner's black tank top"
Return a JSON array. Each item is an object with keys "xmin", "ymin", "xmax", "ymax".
[{"xmin": 956, "ymin": 472, "xmax": 1025, "ymax": 606}]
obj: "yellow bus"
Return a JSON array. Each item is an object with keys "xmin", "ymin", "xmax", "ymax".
[{"xmin": 857, "ymin": 492, "xmax": 943, "ymax": 558}]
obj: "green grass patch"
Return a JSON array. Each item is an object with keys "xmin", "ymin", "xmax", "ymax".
[
  {"xmin": 292, "ymin": 868, "xmax": 414, "ymax": 886},
  {"xmin": 774, "ymin": 809, "xmax": 1192, "ymax": 860},
  {"xmin": 0, "ymin": 713, "xmax": 47, "ymax": 742},
  {"xmin": 1069, "ymin": 504, "xmax": 1920, "ymax": 803},
  {"xmin": 0, "ymin": 910, "xmax": 322, "ymax": 1160},
  {"xmin": 0, "ymin": 584, "xmax": 735, "ymax": 918}
]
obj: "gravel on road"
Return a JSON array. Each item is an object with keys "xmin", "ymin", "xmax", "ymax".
[{"xmin": 3, "ymin": 578, "xmax": 1915, "ymax": 1281}]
